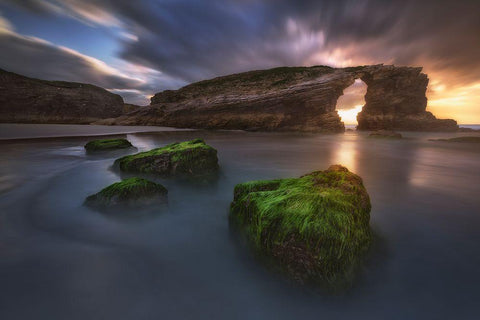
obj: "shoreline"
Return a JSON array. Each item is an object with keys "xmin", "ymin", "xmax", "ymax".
[
  {"xmin": 0, "ymin": 123, "xmax": 193, "ymax": 141},
  {"xmin": 0, "ymin": 123, "xmax": 479, "ymax": 142}
]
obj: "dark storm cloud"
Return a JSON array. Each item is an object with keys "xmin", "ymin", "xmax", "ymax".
[
  {"xmin": 0, "ymin": 29, "xmax": 146, "ymax": 90},
  {"xmin": 2, "ymin": 0, "xmax": 480, "ymax": 93},
  {"xmin": 80, "ymin": 0, "xmax": 480, "ymax": 84}
]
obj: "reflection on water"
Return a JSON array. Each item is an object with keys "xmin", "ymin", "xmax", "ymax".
[
  {"xmin": 331, "ymin": 133, "xmax": 358, "ymax": 173},
  {"xmin": 0, "ymin": 126, "xmax": 480, "ymax": 320}
]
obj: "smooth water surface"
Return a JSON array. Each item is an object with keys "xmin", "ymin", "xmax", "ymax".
[{"xmin": 0, "ymin": 125, "xmax": 479, "ymax": 320}]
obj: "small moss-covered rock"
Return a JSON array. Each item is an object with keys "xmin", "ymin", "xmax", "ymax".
[
  {"xmin": 85, "ymin": 177, "xmax": 167, "ymax": 209},
  {"xmin": 85, "ymin": 138, "xmax": 133, "ymax": 152},
  {"xmin": 114, "ymin": 139, "xmax": 219, "ymax": 177},
  {"xmin": 369, "ymin": 130, "xmax": 402, "ymax": 139},
  {"xmin": 429, "ymin": 136, "xmax": 480, "ymax": 143},
  {"xmin": 230, "ymin": 165, "xmax": 372, "ymax": 290}
]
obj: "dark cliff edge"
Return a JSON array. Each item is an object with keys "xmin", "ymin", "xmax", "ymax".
[
  {"xmin": 0, "ymin": 69, "xmax": 128, "ymax": 124},
  {"xmin": 104, "ymin": 65, "xmax": 457, "ymax": 132}
]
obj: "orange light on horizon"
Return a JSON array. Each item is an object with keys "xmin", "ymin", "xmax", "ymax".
[
  {"xmin": 427, "ymin": 81, "xmax": 480, "ymax": 124},
  {"xmin": 338, "ymin": 105, "xmax": 363, "ymax": 125}
]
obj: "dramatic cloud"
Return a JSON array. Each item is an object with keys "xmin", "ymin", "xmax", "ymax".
[
  {"xmin": 0, "ymin": 13, "xmax": 185, "ymax": 105},
  {"xmin": 1, "ymin": 0, "xmax": 479, "ymax": 119}
]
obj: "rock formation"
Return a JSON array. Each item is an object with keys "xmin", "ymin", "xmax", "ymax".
[
  {"xmin": 85, "ymin": 177, "xmax": 168, "ymax": 211},
  {"xmin": 355, "ymin": 65, "xmax": 458, "ymax": 132},
  {"xmin": 84, "ymin": 138, "xmax": 133, "ymax": 152},
  {"xmin": 0, "ymin": 69, "xmax": 127, "ymax": 124},
  {"xmin": 114, "ymin": 139, "xmax": 219, "ymax": 178},
  {"xmin": 368, "ymin": 130, "xmax": 403, "ymax": 139},
  {"xmin": 429, "ymin": 136, "xmax": 480, "ymax": 143},
  {"xmin": 106, "ymin": 64, "xmax": 458, "ymax": 132},
  {"xmin": 229, "ymin": 165, "xmax": 372, "ymax": 289}
]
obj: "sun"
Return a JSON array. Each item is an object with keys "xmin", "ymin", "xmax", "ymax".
[{"xmin": 338, "ymin": 105, "xmax": 363, "ymax": 125}]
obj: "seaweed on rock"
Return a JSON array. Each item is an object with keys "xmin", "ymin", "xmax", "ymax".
[
  {"xmin": 84, "ymin": 138, "xmax": 133, "ymax": 152},
  {"xmin": 85, "ymin": 177, "xmax": 167, "ymax": 210},
  {"xmin": 230, "ymin": 165, "xmax": 372, "ymax": 290},
  {"xmin": 114, "ymin": 139, "xmax": 219, "ymax": 178}
]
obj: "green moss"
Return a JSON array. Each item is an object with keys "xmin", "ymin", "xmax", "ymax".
[
  {"xmin": 85, "ymin": 177, "xmax": 167, "ymax": 208},
  {"xmin": 230, "ymin": 165, "xmax": 372, "ymax": 289},
  {"xmin": 114, "ymin": 139, "xmax": 219, "ymax": 177},
  {"xmin": 430, "ymin": 136, "xmax": 480, "ymax": 143},
  {"xmin": 84, "ymin": 138, "xmax": 132, "ymax": 152}
]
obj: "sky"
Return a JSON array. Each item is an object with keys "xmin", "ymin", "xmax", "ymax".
[{"xmin": 0, "ymin": 0, "xmax": 479, "ymax": 124}]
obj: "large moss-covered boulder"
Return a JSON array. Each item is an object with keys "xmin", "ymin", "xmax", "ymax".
[
  {"xmin": 85, "ymin": 177, "xmax": 167, "ymax": 210},
  {"xmin": 114, "ymin": 139, "xmax": 219, "ymax": 178},
  {"xmin": 230, "ymin": 165, "xmax": 372, "ymax": 289},
  {"xmin": 85, "ymin": 138, "xmax": 133, "ymax": 152}
]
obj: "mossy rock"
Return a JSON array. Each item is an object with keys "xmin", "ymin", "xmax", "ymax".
[
  {"xmin": 85, "ymin": 177, "xmax": 168, "ymax": 210},
  {"xmin": 230, "ymin": 165, "xmax": 372, "ymax": 290},
  {"xmin": 85, "ymin": 138, "xmax": 133, "ymax": 152},
  {"xmin": 114, "ymin": 139, "xmax": 219, "ymax": 178},
  {"xmin": 429, "ymin": 136, "xmax": 480, "ymax": 143},
  {"xmin": 368, "ymin": 130, "xmax": 402, "ymax": 139}
]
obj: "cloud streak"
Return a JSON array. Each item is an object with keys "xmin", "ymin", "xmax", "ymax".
[{"xmin": 0, "ymin": 12, "xmax": 186, "ymax": 105}]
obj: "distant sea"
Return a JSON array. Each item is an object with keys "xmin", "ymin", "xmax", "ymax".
[
  {"xmin": 344, "ymin": 124, "xmax": 480, "ymax": 130},
  {"xmin": 459, "ymin": 124, "xmax": 480, "ymax": 130}
]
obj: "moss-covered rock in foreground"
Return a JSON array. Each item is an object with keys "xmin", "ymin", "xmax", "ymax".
[
  {"xmin": 85, "ymin": 138, "xmax": 133, "ymax": 152},
  {"xmin": 114, "ymin": 139, "xmax": 219, "ymax": 177},
  {"xmin": 429, "ymin": 136, "xmax": 480, "ymax": 143},
  {"xmin": 85, "ymin": 177, "xmax": 167, "ymax": 209},
  {"xmin": 230, "ymin": 165, "xmax": 372, "ymax": 289}
]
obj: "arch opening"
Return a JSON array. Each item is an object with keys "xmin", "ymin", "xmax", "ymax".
[{"xmin": 336, "ymin": 79, "xmax": 367, "ymax": 129}]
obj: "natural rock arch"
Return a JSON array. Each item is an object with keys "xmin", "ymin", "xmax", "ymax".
[{"xmin": 107, "ymin": 64, "xmax": 458, "ymax": 132}]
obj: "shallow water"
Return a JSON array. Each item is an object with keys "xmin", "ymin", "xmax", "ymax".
[{"xmin": 1, "ymin": 125, "xmax": 480, "ymax": 320}]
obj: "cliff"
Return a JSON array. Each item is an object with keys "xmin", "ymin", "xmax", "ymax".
[
  {"xmin": 355, "ymin": 65, "xmax": 458, "ymax": 131},
  {"xmin": 106, "ymin": 64, "xmax": 457, "ymax": 132},
  {"xmin": 0, "ymin": 69, "xmax": 126, "ymax": 124},
  {"xmin": 1, "ymin": 66, "xmax": 458, "ymax": 132}
]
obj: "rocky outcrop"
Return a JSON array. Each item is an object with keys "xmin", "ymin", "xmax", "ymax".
[
  {"xmin": 114, "ymin": 139, "xmax": 219, "ymax": 178},
  {"xmin": 355, "ymin": 65, "xmax": 458, "ymax": 132},
  {"xmin": 229, "ymin": 165, "xmax": 372, "ymax": 290},
  {"xmin": 105, "ymin": 66, "xmax": 348, "ymax": 132},
  {"xmin": 84, "ymin": 138, "xmax": 133, "ymax": 152},
  {"xmin": 106, "ymin": 64, "xmax": 457, "ymax": 132},
  {"xmin": 429, "ymin": 136, "xmax": 480, "ymax": 143},
  {"xmin": 0, "ymin": 69, "xmax": 127, "ymax": 124},
  {"xmin": 85, "ymin": 177, "xmax": 168, "ymax": 211},
  {"xmin": 369, "ymin": 130, "xmax": 402, "ymax": 139}
]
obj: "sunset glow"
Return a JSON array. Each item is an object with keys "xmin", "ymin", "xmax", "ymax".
[
  {"xmin": 0, "ymin": 1, "xmax": 478, "ymax": 121},
  {"xmin": 1, "ymin": 2, "xmax": 480, "ymax": 318},
  {"xmin": 338, "ymin": 105, "xmax": 363, "ymax": 125}
]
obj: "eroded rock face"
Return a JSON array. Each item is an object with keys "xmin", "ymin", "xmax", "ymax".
[
  {"xmin": 356, "ymin": 65, "xmax": 458, "ymax": 132},
  {"xmin": 106, "ymin": 66, "xmax": 351, "ymax": 132},
  {"xmin": 105, "ymin": 64, "xmax": 457, "ymax": 132},
  {"xmin": 0, "ymin": 69, "xmax": 126, "ymax": 124}
]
